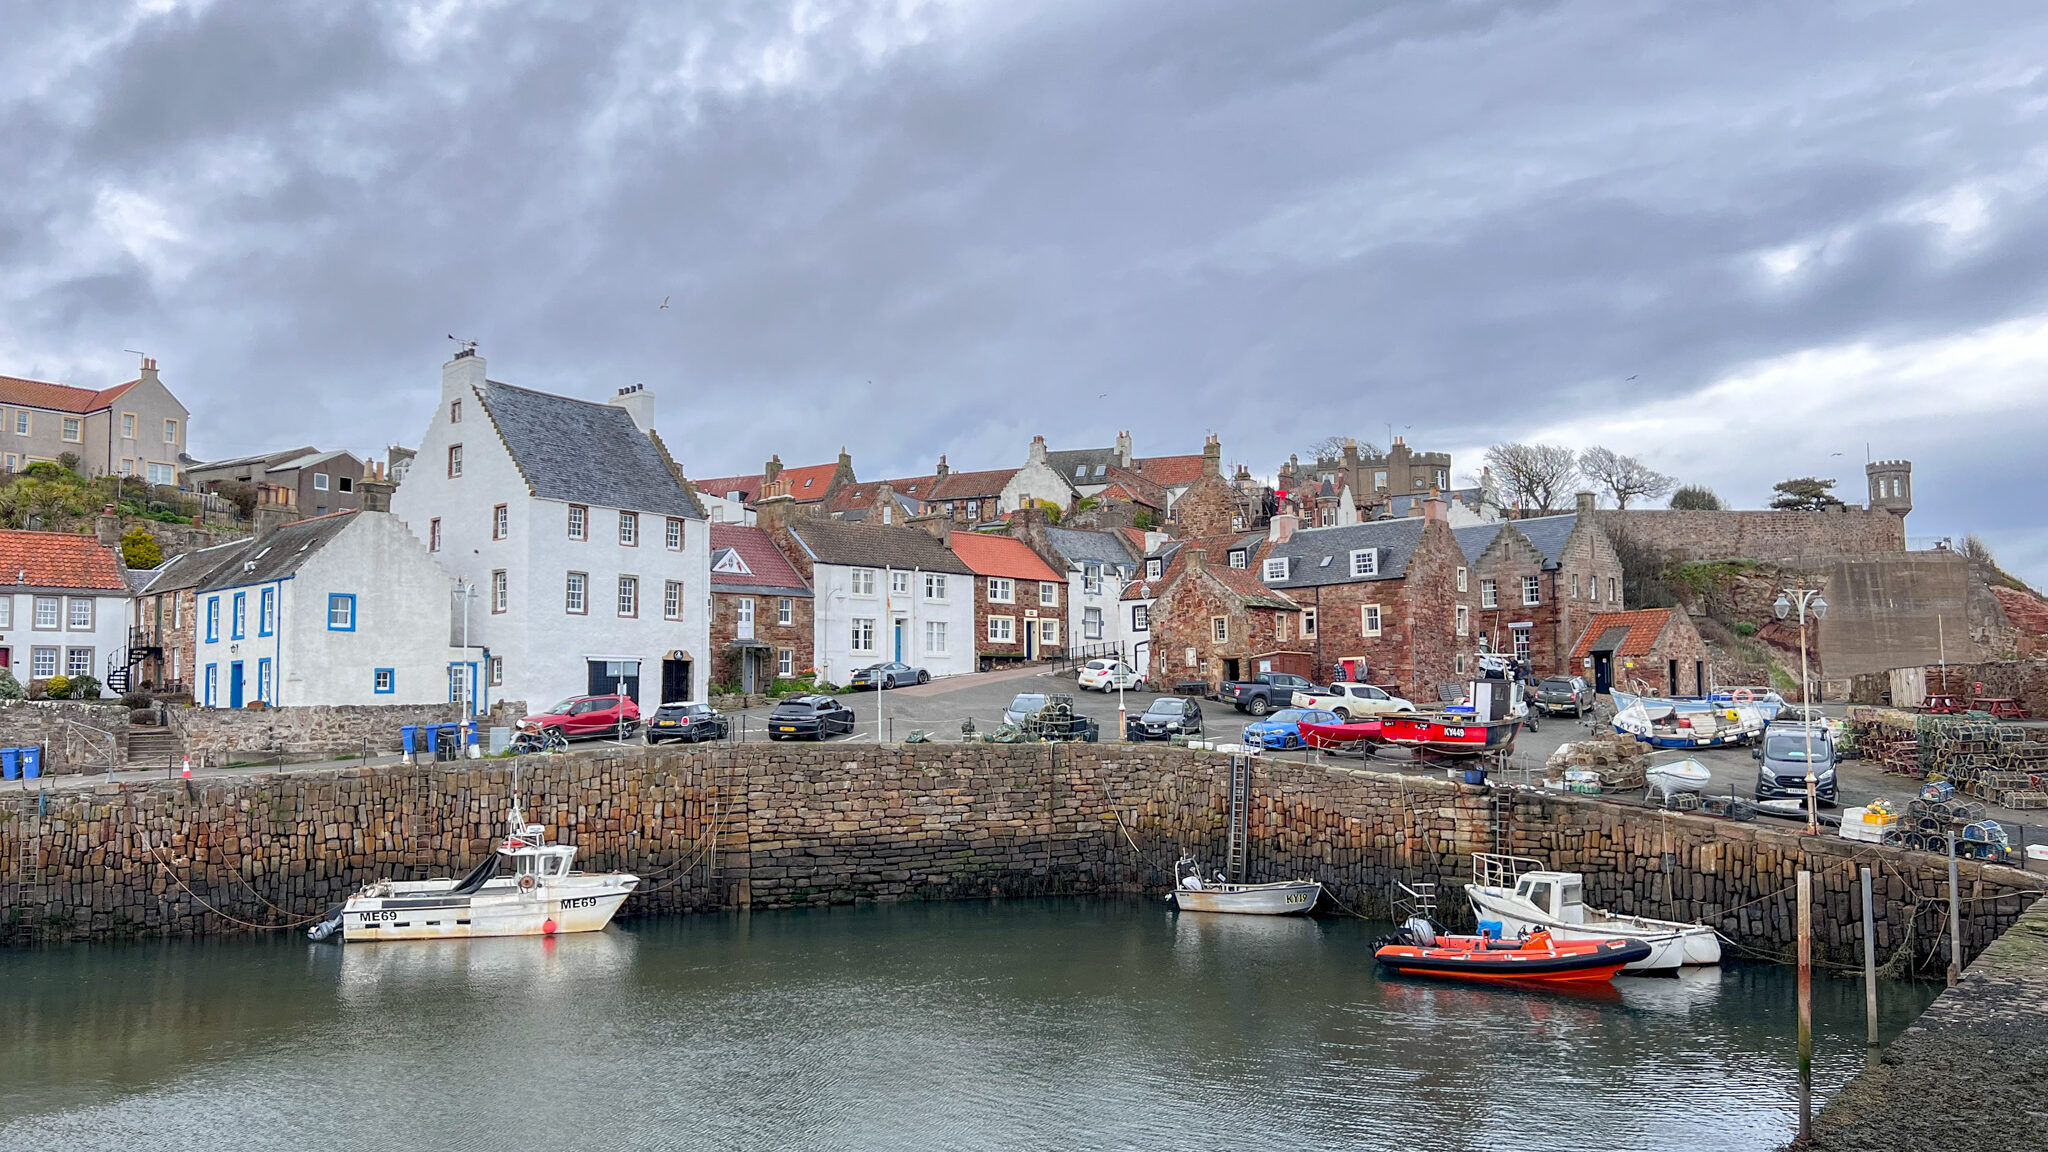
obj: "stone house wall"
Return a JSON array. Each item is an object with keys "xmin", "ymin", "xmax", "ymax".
[
  {"xmin": 1466, "ymin": 525, "xmax": 1552, "ymax": 674},
  {"xmin": 1, "ymin": 744, "xmax": 2036, "ymax": 978},
  {"xmin": 1303, "ymin": 518, "xmax": 1463, "ymax": 701},
  {"xmin": 972, "ymin": 574, "xmax": 1063, "ymax": 665},
  {"xmin": 1548, "ymin": 517, "xmax": 1625, "ymax": 673},
  {"xmin": 1591, "ymin": 507, "xmax": 1906, "ymax": 563},
  {"xmin": 710, "ymin": 590, "xmax": 814, "ymax": 688},
  {"xmin": 1148, "ymin": 560, "xmax": 1306, "ymax": 690},
  {"xmin": 0, "ymin": 700, "xmax": 132, "ymax": 773}
]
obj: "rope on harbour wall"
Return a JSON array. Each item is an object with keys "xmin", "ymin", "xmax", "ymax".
[{"xmin": 139, "ymin": 831, "xmax": 329, "ymax": 931}]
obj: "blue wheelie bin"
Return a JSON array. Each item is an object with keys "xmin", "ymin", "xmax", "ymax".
[
  {"xmin": 21, "ymin": 747, "xmax": 42, "ymax": 779},
  {"xmin": 1, "ymin": 748, "xmax": 18, "ymax": 781}
]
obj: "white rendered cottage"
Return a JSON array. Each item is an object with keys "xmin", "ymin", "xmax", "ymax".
[
  {"xmin": 189, "ymin": 510, "xmax": 484, "ymax": 708},
  {"xmin": 390, "ymin": 350, "xmax": 712, "ymax": 710},
  {"xmin": 0, "ymin": 529, "xmax": 131, "ymax": 694}
]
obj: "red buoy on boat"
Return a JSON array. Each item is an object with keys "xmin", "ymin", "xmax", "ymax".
[{"xmin": 542, "ymin": 918, "xmax": 557, "ymax": 936}]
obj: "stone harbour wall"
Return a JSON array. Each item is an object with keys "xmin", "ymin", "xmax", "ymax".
[
  {"xmin": 175, "ymin": 700, "xmax": 528, "ymax": 761},
  {"xmin": 0, "ymin": 744, "xmax": 2037, "ymax": 973}
]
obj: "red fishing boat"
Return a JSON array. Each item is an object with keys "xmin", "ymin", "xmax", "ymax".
[
  {"xmin": 1298, "ymin": 717, "xmax": 1384, "ymax": 749},
  {"xmin": 1379, "ymin": 713, "xmax": 1520, "ymax": 757},
  {"xmin": 1373, "ymin": 925, "xmax": 1650, "ymax": 984}
]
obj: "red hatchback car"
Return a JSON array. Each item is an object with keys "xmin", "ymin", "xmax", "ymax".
[{"xmin": 521, "ymin": 694, "xmax": 641, "ymax": 740}]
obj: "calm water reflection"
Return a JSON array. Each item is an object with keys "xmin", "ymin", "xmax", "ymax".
[{"xmin": 0, "ymin": 899, "xmax": 1935, "ymax": 1151}]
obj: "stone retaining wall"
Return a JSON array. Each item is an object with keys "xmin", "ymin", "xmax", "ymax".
[
  {"xmin": 0, "ymin": 700, "xmax": 132, "ymax": 773},
  {"xmin": 175, "ymin": 700, "xmax": 527, "ymax": 761},
  {"xmin": 0, "ymin": 745, "xmax": 2037, "ymax": 970}
]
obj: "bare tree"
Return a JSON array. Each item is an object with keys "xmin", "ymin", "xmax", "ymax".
[
  {"xmin": 1483, "ymin": 443, "xmax": 1580, "ymax": 514},
  {"xmin": 1579, "ymin": 446, "xmax": 1675, "ymax": 509},
  {"xmin": 1961, "ymin": 534, "xmax": 1997, "ymax": 566}
]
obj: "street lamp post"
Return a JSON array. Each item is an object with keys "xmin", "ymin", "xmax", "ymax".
[{"xmin": 1774, "ymin": 587, "xmax": 1829, "ymax": 835}]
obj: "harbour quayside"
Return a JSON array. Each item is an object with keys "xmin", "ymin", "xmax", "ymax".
[
  {"xmin": 308, "ymin": 803, "xmax": 639, "ymax": 943},
  {"xmin": 1463, "ymin": 852, "xmax": 1721, "ymax": 972}
]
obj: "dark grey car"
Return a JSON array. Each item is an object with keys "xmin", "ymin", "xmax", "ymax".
[{"xmin": 1126, "ymin": 697, "xmax": 1205, "ymax": 741}]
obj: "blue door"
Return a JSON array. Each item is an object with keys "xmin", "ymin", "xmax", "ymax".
[
  {"xmin": 893, "ymin": 619, "xmax": 905, "ymax": 662},
  {"xmin": 229, "ymin": 661, "xmax": 245, "ymax": 709}
]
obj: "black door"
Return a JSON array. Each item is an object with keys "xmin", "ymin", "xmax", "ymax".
[
  {"xmin": 1591, "ymin": 653, "xmax": 1613, "ymax": 694},
  {"xmin": 662, "ymin": 658, "xmax": 692, "ymax": 703},
  {"xmin": 589, "ymin": 660, "xmax": 642, "ymax": 705},
  {"xmin": 1222, "ymin": 658, "xmax": 1240, "ymax": 683}
]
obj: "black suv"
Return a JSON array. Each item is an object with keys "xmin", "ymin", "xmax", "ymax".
[
  {"xmin": 768, "ymin": 696, "xmax": 857, "ymax": 741},
  {"xmin": 644, "ymin": 701, "xmax": 729, "ymax": 744},
  {"xmin": 1126, "ymin": 697, "xmax": 1205, "ymax": 741}
]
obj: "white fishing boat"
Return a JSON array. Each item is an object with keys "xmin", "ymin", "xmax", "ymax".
[
  {"xmin": 1612, "ymin": 691, "xmax": 1766, "ymax": 749},
  {"xmin": 1646, "ymin": 756, "xmax": 1712, "ymax": 802},
  {"xmin": 1463, "ymin": 853, "xmax": 1721, "ymax": 972},
  {"xmin": 1166, "ymin": 855, "xmax": 1322, "ymax": 915},
  {"xmin": 311, "ymin": 803, "xmax": 639, "ymax": 943}
]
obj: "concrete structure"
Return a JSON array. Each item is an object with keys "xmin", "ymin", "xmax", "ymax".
[
  {"xmin": 709, "ymin": 523, "xmax": 814, "ymax": 693},
  {"xmin": 0, "ymin": 530, "xmax": 131, "ymax": 694},
  {"xmin": 758, "ymin": 485, "xmax": 976, "ymax": 685},
  {"xmin": 190, "ymin": 510, "xmax": 484, "ymax": 709},
  {"xmin": 390, "ymin": 350, "xmax": 712, "ymax": 710},
  {"xmin": 0, "ymin": 358, "xmax": 190, "ymax": 484},
  {"xmin": 186, "ymin": 447, "xmax": 369, "ymax": 516}
]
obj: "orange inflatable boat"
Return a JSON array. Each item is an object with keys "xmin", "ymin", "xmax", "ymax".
[{"xmin": 1373, "ymin": 925, "xmax": 1650, "ymax": 984}]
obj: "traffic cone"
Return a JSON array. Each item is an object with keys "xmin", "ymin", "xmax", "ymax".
[{"xmin": 181, "ymin": 755, "xmax": 191, "ymax": 779}]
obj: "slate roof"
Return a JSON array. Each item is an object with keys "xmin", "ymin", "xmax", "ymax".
[
  {"xmin": 1045, "ymin": 448, "xmax": 1122, "ymax": 481},
  {"xmin": 195, "ymin": 511, "xmax": 361, "ymax": 592},
  {"xmin": 1568, "ymin": 609, "xmax": 1676, "ymax": 661},
  {"xmin": 829, "ymin": 475, "xmax": 939, "ymax": 515},
  {"xmin": 1040, "ymin": 527, "xmax": 1137, "ymax": 573},
  {"xmin": 0, "ymin": 374, "xmax": 137, "ymax": 414},
  {"xmin": 1508, "ymin": 513, "xmax": 1580, "ymax": 570},
  {"xmin": 782, "ymin": 518, "xmax": 973, "ymax": 574},
  {"xmin": 949, "ymin": 532, "xmax": 1064, "ymax": 583},
  {"xmin": 479, "ymin": 381, "xmax": 702, "ymax": 518},
  {"xmin": 1453, "ymin": 523, "xmax": 1506, "ymax": 563},
  {"xmin": 0, "ymin": 530, "xmax": 128, "ymax": 591},
  {"xmin": 141, "ymin": 538, "xmax": 260, "ymax": 594},
  {"xmin": 1257, "ymin": 519, "xmax": 1431, "ymax": 589},
  {"xmin": 708, "ymin": 524, "xmax": 811, "ymax": 596}
]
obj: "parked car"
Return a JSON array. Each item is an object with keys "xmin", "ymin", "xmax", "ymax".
[
  {"xmin": 1289, "ymin": 682, "xmax": 1416, "ymax": 719},
  {"xmin": 996, "ymin": 692, "xmax": 1100, "ymax": 741},
  {"xmin": 521, "ymin": 694, "xmax": 641, "ymax": 741},
  {"xmin": 1753, "ymin": 722, "xmax": 1838, "ymax": 806},
  {"xmin": 1126, "ymin": 697, "xmax": 1206, "ymax": 741},
  {"xmin": 767, "ymin": 695, "xmax": 858, "ymax": 741},
  {"xmin": 849, "ymin": 662, "xmax": 929, "ymax": 690},
  {"xmin": 1004, "ymin": 693, "xmax": 1050, "ymax": 727},
  {"xmin": 1220, "ymin": 672, "xmax": 1322, "ymax": 715},
  {"xmin": 644, "ymin": 701, "xmax": 729, "ymax": 744},
  {"xmin": 1534, "ymin": 676, "xmax": 1595, "ymax": 717},
  {"xmin": 1241, "ymin": 708, "xmax": 1342, "ymax": 750},
  {"xmin": 1077, "ymin": 659, "xmax": 1142, "ymax": 692}
]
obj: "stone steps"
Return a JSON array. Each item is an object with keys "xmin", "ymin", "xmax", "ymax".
[{"xmin": 126, "ymin": 728, "xmax": 184, "ymax": 767}]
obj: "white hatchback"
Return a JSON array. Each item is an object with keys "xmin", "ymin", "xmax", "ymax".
[{"xmin": 1077, "ymin": 659, "xmax": 1141, "ymax": 691}]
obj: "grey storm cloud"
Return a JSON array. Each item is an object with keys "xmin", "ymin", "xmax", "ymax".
[{"xmin": 5, "ymin": 0, "xmax": 2048, "ymax": 581}]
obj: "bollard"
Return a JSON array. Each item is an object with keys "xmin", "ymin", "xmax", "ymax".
[{"xmin": 181, "ymin": 755, "xmax": 191, "ymax": 780}]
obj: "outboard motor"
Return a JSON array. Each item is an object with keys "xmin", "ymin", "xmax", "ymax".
[
  {"xmin": 1399, "ymin": 916, "xmax": 1437, "ymax": 948},
  {"xmin": 306, "ymin": 905, "xmax": 346, "ymax": 943}
]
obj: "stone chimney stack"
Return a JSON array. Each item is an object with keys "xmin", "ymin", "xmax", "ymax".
[
  {"xmin": 608, "ymin": 383, "xmax": 655, "ymax": 434},
  {"xmin": 442, "ymin": 345, "xmax": 486, "ymax": 408},
  {"xmin": 1115, "ymin": 430, "xmax": 1133, "ymax": 468},
  {"xmin": 359, "ymin": 469, "xmax": 397, "ymax": 513},
  {"xmin": 1028, "ymin": 435, "xmax": 1048, "ymax": 465},
  {"xmin": 137, "ymin": 356, "xmax": 160, "ymax": 385},
  {"xmin": 1268, "ymin": 510, "xmax": 1299, "ymax": 544},
  {"xmin": 913, "ymin": 509, "xmax": 954, "ymax": 543},
  {"xmin": 935, "ymin": 453, "xmax": 950, "ymax": 481},
  {"xmin": 1422, "ymin": 487, "xmax": 1448, "ymax": 524},
  {"xmin": 1575, "ymin": 490, "xmax": 1597, "ymax": 515},
  {"xmin": 754, "ymin": 478, "xmax": 795, "ymax": 532},
  {"xmin": 252, "ymin": 505, "xmax": 301, "ymax": 539},
  {"xmin": 1201, "ymin": 434, "xmax": 1221, "ymax": 477}
]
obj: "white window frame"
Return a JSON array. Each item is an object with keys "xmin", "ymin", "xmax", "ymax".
[
  {"xmin": 988, "ymin": 616, "xmax": 1015, "ymax": 643},
  {"xmin": 1228, "ymin": 550, "xmax": 1247, "ymax": 569},
  {"xmin": 67, "ymin": 597, "xmax": 93, "ymax": 630},
  {"xmin": 666, "ymin": 518, "xmax": 684, "ymax": 550},
  {"xmin": 566, "ymin": 572, "xmax": 588, "ymax": 614},
  {"xmin": 924, "ymin": 620, "xmax": 948, "ymax": 655},
  {"xmin": 493, "ymin": 504, "xmax": 508, "ymax": 540},
  {"xmin": 1263, "ymin": 557, "xmax": 1288, "ymax": 582},
  {"xmin": 429, "ymin": 518, "xmax": 442, "ymax": 552},
  {"xmin": 777, "ymin": 598, "xmax": 793, "ymax": 625},
  {"xmin": 1456, "ymin": 566, "xmax": 1468, "ymax": 593},
  {"xmin": 1523, "ymin": 575, "xmax": 1541, "ymax": 606},
  {"xmin": 923, "ymin": 573, "xmax": 948, "ymax": 601},
  {"xmin": 850, "ymin": 569, "xmax": 876, "ymax": 596},
  {"xmin": 1039, "ymin": 581, "xmax": 1058, "ymax": 607},
  {"xmin": 1481, "ymin": 579, "xmax": 1498, "ymax": 609},
  {"xmin": 313, "ymin": 473, "xmax": 330, "ymax": 492},
  {"xmin": 33, "ymin": 596, "xmax": 59, "ymax": 630},
  {"xmin": 618, "ymin": 511, "xmax": 638, "ymax": 547},
  {"xmin": 891, "ymin": 570, "xmax": 912, "ymax": 597},
  {"xmin": 568, "ymin": 505, "xmax": 587, "ymax": 540},
  {"xmin": 1132, "ymin": 604, "xmax": 1150, "ymax": 632},
  {"xmin": 1146, "ymin": 558, "xmax": 1163, "ymax": 579},
  {"xmin": 1349, "ymin": 549, "xmax": 1379, "ymax": 578},
  {"xmin": 61, "ymin": 417, "xmax": 82, "ymax": 443},
  {"xmin": 987, "ymin": 577, "xmax": 1014, "ymax": 604},
  {"xmin": 1038, "ymin": 619, "xmax": 1059, "ymax": 644},
  {"xmin": 1512, "ymin": 625, "xmax": 1532, "ymax": 659},
  {"xmin": 447, "ymin": 443, "xmax": 462, "ymax": 477},
  {"xmin": 32, "ymin": 646, "xmax": 59, "ymax": 678},
  {"xmin": 1361, "ymin": 604, "xmax": 1382, "ymax": 637},
  {"xmin": 1456, "ymin": 604, "xmax": 1470, "ymax": 636},
  {"xmin": 121, "ymin": 413, "xmax": 136, "ymax": 439},
  {"xmin": 0, "ymin": 599, "xmax": 10, "ymax": 629},
  {"xmin": 664, "ymin": 580, "xmax": 683, "ymax": 620},
  {"xmin": 1211, "ymin": 616, "xmax": 1228, "ymax": 643},
  {"xmin": 1083, "ymin": 607, "xmax": 1104, "ymax": 641},
  {"xmin": 65, "ymin": 646, "xmax": 92, "ymax": 678},
  {"xmin": 1301, "ymin": 606, "xmax": 1317, "ymax": 638},
  {"xmin": 851, "ymin": 616, "xmax": 877, "ymax": 653},
  {"xmin": 492, "ymin": 570, "xmax": 508, "ymax": 613},
  {"xmin": 1082, "ymin": 564, "xmax": 1103, "ymax": 596},
  {"xmin": 617, "ymin": 575, "xmax": 638, "ymax": 617}
]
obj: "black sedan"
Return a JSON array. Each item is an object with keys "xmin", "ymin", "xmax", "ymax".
[
  {"xmin": 768, "ymin": 695, "xmax": 858, "ymax": 741},
  {"xmin": 1126, "ymin": 697, "xmax": 1205, "ymax": 742},
  {"xmin": 848, "ymin": 662, "xmax": 930, "ymax": 690},
  {"xmin": 644, "ymin": 701, "xmax": 729, "ymax": 744}
]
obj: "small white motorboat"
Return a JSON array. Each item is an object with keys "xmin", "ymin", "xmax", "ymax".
[
  {"xmin": 312, "ymin": 802, "xmax": 639, "ymax": 943},
  {"xmin": 1612, "ymin": 691, "xmax": 1766, "ymax": 749},
  {"xmin": 1464, "ymin": 853, "xmax": 1721, "ymax": 972},
  {"xmin": 1166, "ymin": 855, "xmax": 1322, "ymax": 915},
  {"xmin": 1646, "ymin": 756, "xmax": 1713, "ymax": 803}
]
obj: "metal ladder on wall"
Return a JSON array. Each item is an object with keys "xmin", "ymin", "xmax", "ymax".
[
  {"xmin": 1490, "ymin": 788, "xmax": 1512, "ymax": 854},
  {"xmin": 1225, "ymin": 753, "xmax": 1253, "ymax": 883}
]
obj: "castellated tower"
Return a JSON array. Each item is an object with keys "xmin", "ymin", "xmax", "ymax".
[{"xmin": 1866, "ymin": 459, "xmax": 1913, "ymax": 517}]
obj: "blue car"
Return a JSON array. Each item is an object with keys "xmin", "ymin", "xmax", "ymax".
[{"xmin": 1241, "ymin": 708, "xmax": 1342, "ymax": 750}]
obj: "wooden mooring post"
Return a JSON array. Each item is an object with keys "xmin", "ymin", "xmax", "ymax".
[
  {"xmin": 1860, "ymin": 865, "xmax": 1878, "ymax": 1049},
  {"xmin": 1797, "ymin": 868, "xmax": 1813, "ymax": 1145}
]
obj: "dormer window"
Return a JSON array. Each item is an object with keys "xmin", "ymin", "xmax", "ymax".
[
  {"xmin": 1263, "ymin": 557, "xmax": 1288, "ymax": 582},
  {"xmin": 1147, "ymin": 558, "xmax": 1162, "ymax": 579},
  {"xmin": 1228, "ymin": 550, "xmax": 1247, "ymax": 569},
  {"xmin": 1349, "ymin": 549, "xmax": 1378, "ymax": 578}
]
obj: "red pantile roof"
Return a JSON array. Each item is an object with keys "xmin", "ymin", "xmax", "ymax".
[
  {"xmin": 829, "ymin": 474, "xmax": 938, "ymax": 514},
  {"xmin": 0, "ymin": 374, "xmax": 137, "ymax": 414},
  {"xmin": 708, "ymin": 524, "xmax": 811, "ymax": 593},
  {"xmin": 695, "ymin": 461, "xmax": 842, "ymax": 504},
  {"xmin": 1568, "ymin": 609, "xmax": 1675, "ymax": 662},
  {"xmin": 949, "ymin": 532, "xmax": 1063, "ymax": 583},
  {"xmin": 1131, "ymin": 454, "xmax": 1206, "ymax": 488},
  {"xmin": 0, "ymin": 530, "xmax": 128, "ymax": 591}
]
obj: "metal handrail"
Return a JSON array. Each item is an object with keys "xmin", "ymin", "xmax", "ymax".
[
  {"xmin": 1470, "ymin": 851, "xmax": 1545, "ymax": 889},
  {"xmin": 59, "ymin": 718, "xmax": 119, "ymax": 776}
]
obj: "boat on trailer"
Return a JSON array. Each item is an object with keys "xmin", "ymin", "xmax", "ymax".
[
  {"xmin": 1166, "ymin": 854, "xmax": 1322, "ymax": 915},
  {"xmin": 311, "ymin": 803, "xmax": 638, "ymax": 942},
  {"xmin": 1462, "ymin": 853, "xmax": 1720, "ymax": 972}
]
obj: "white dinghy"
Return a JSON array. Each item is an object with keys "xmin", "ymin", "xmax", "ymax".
[
  {"xmin": 1463, "ymin": 853, "xmax": 1721, "ymax": 972},
  {"xmin": 1166, "ymin": 855, "xmax": 1322, "ymax": 916},
  {"xmin": 312, "ymin": 802, "xmax": 639, "ymax": 943}
]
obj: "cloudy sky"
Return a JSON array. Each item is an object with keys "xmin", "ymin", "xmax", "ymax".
[{"xmin": 5, "ymin": 0, "xmax": 2047, "ymax": 583}]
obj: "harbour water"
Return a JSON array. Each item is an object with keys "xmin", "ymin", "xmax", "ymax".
[{"xmin": 1, "ymin": 898, "xmax": 1936, "ymax": 1151}]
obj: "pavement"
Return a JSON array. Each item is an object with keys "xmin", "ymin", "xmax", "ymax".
[{"xmin": 17, "ymin": 666, "xmax": 2046, "ymax": 869}]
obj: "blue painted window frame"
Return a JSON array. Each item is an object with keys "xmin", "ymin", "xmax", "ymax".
[
  {"xmin": 205, "ymin": 596, "xmax": 220, "ymax": 643},
  {"xmin": 257, "ymin": 658, "xmax": 272, "ymax": 704},
  {"xmin": 231, "ymin": 592, "xmax": 246, "ymax": 640},
  {"xmin": 373, "ymin": 668, "xmax": 395, "ymax": 694},
  {"xmin": 204, "ymin": 664, "xmax": 218, "ymax": 707},
  {"xmin": 258, "ymin": 588, "xmax": 275, "ymax": 637},
  {"xmin": 328, "ymin": 593, "xmax": 356, "ymax": 631}
]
